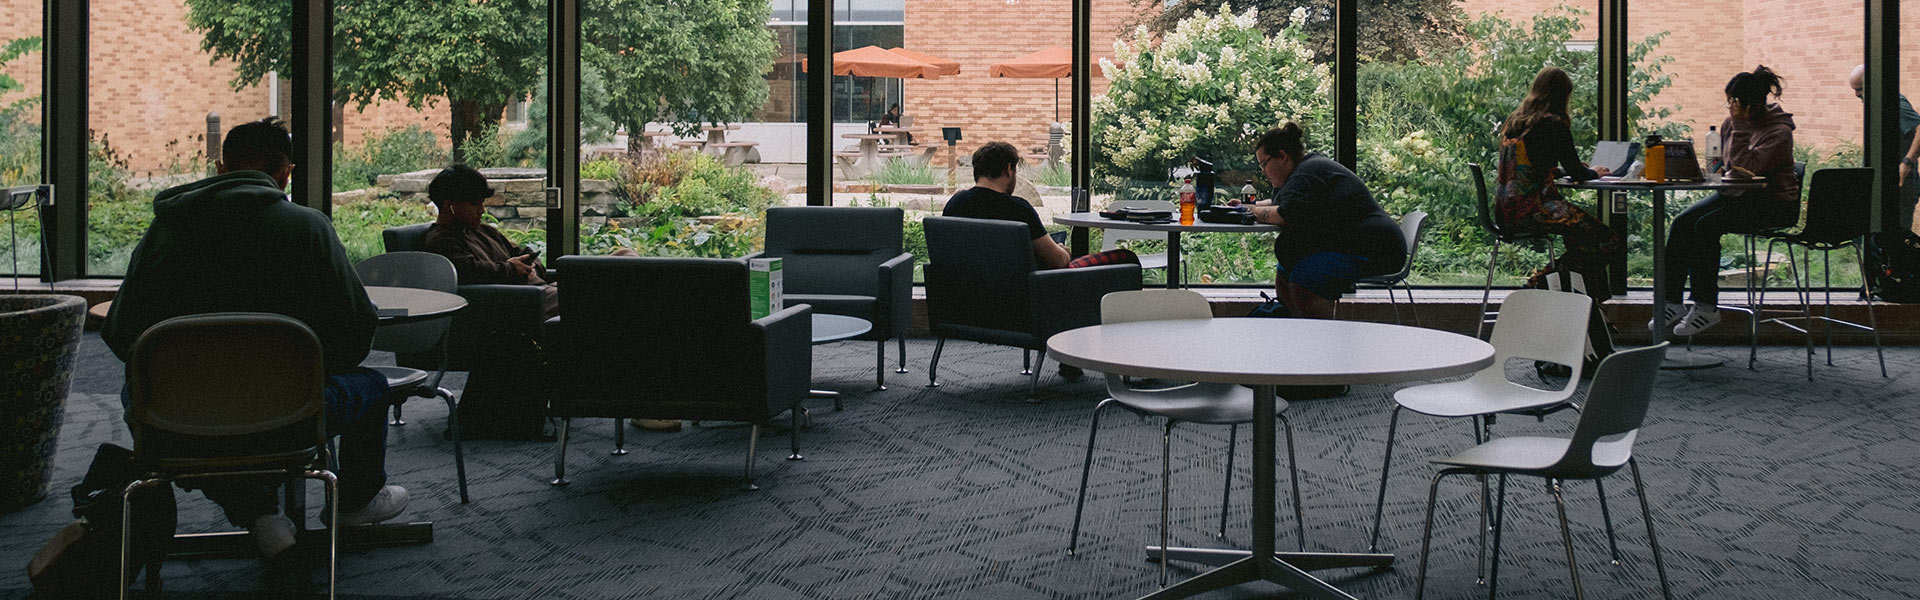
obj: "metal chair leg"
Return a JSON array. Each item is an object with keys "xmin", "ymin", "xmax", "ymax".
[
  {"xmin": 1219, "ymin": 423, "xmax": 1236, "ymax": 540},
  {"xmin": 1368, "ymin": 405, "xmax": 1404, "ymax": 552},
  {"xmin": 1488, "ymin": 474, "xmax": 1507, "ymax": 600},
  {"xmin": 1751, "ymin": 235, "xmax": 1768, "ymax": 370},
  {"xmin": 926, "ymin": 338, "xmax": 945, "ymax": 388},
  {"xmin": 1478, "ymin": 240, "xmax": 1503, "ymax": 339},
  {"xmin": 1387, "ymin": 284, "xmax": 1403, "ymax": 324},
  {"xmin": 442, "ymin": 388, "xmax": 468, "ymax": 503},
  {"xmin": 1597, "ymin": 478, "xmax": 1621, "ymax": 565},
  {"xmin": 319, "ymin": 470, "xmax": 339, "ymax": 600},
  {"xmin": 550, "ymin": 418, "xmax": 571, "ymax": 486},
  {"xmin": 1281, "ymin": 412, "xmax": 1305, "ymax": 552},
  {"xmin": 1630, "ymin": 460, "xmax": 1675, "ymax": 600},
  {"xmin": 1823, "ymin": 250, "xmax": 1835, "ymax": 366},
  {"xmin": 742, "ymin": 423, "xmax": 762, "ymax": 491},
  {"xmin": 1159, "ymin": 420, "xmax": 1175, "ymax": 587},
  {"xmin": 1794, "ymin": 244, "xmax": 1814, "ymax": 380},
  {"xmin": 1415, "ymin": 471, "xmax": 1459, "ymax": 600},
  {"xmin": 1858, "ymin": 244, "xmax": 1888, "ymax": 377},
  {"xmin": 873, "ymin": 339, "xmax": 887, "ymax": 393},
  {"xmin": 612, "ymin": 417, "xmax": 628, "ymax": 456},
  {"xmin": 119, "ymin": 479, "xmax": 159, "ymax": 600},
  {"xmin": 1550, "ymin": 478, "xmax": 1586, "ymax": 600},
  {"xmin": 1027, "ymin": 348, "xmax": 1047, "ymax": 401},
  {"xmin": 896, "ymin": 334, "xmax": 909, "ymax": 374},
  {"xmin": 788, "ymin": 407, "xmax": 805, "ymax": 461},
  {"xmin": 1069, "ymin": 399, "xmax": 1119, "ymax": 555},
  {"xmin": 1403, "ymin": 281, "xmax": 1422, "ymax": 328},
  {"xmin": 1475, "ymin": 417, "xmax": 1491, "ymax": 585}
]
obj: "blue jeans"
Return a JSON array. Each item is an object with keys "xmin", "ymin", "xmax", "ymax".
[
  {"xmin": 1277, "ymin": 251, "xmax": 1374, "ymax": 301},
  {"xmin": 123, "ymin": 368, "xmax": 391, "ymax": 524}
]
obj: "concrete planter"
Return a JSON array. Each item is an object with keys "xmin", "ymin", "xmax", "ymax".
[{"xmin": 0, "ymin": 295, "xmax": 85, "ymax": 513}]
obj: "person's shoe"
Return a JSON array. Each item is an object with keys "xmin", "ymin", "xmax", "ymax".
[
  {"xmin": 1673, "ymin": 305, "xmax": 1721, "ymax": 336},
  {"xmin": 1058, "ymin": 364, "xmax": 1085, "ymax": 380},
  {"xmin": 630, "ymin": 418, "xmax": 683, "ymax": 432},
  {"xmin": 1647, "ymin": 301, "xmax": 1685, "ymax": 333},
  {"xmin": 250, "ymin": 514, "xmax": 297, "ymax": 558},
  {"xmin": 333, "ymin": 485, "xmax": 408, "ymax": 527}
]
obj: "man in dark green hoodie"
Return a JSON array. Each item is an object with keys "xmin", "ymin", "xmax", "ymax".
[{"xmin": 102, "ymin": 119, "xmax": 405, "ymax": 558}]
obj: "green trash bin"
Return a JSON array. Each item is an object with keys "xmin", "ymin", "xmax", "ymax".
[{"xmin": 0, "ymin": 294, "xmax": 85, "ymax": 513}]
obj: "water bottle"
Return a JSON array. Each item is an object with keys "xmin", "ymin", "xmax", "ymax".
[
  {"xmin": 1178, "ymin": 177, "xmax": 1196, "ymax": 226},
  {"xmin": 1642, "ymin": 134, "xmax": 1666, "ymax": 182},
  {"xmin": 1703, "ymin": 126, "xmax": 1723, "ymax": 174},
  {"xmin": 1240, "ymin": 183, "xmax": 1258, "ymax": 206}
]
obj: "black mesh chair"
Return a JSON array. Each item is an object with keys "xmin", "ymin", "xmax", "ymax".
[
  {"xmin": 1753, "ymin": 167, "xmax": 1887, "ymax": 379},
  {"xmin": 756, "ymin": 206, "xmax": 914, "ymax": 396},
  {"xmin": 382, "ymin": 224, "xmax": 549, "ymax": 375},
  {"xmin": 1471, "ymin": 163, "xmax": 1556, "ymax": 338},
  {"xmin": 122, "ymin": 313, "xmax": 339, "ymax": 600},
  {"xmin": 921, "ymin": 216, "xmax": 1142, "ymax": 399},
  {"xmin": 544, "ymin": 256, "xmax": 812, "ymax": 490}
]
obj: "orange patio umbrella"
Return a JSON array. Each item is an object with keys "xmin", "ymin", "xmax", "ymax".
[
  {"xmin": 988, "ymin": 47, "xmax": 1111, "ymax": 121},
  {"xmin": 800, "ymin": 45, "xmax": 942, "ymax": 79},
  {"xmin": 886, "ymin": 48, "xmax": 960, "ymax": 77}
]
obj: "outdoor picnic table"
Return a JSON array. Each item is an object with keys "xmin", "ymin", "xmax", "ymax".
[
  {"xmin": 875, "ymin": 126, "xmax": 920, "ymax": 146},
  {"xmin": 841, "ymin": 133, "xmax": 896, "ymax": 177}
]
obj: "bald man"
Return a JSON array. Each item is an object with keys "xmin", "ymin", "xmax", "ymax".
[{"xmin": 1850, "ymin": 64, "xmax": 1920, "ymax": 233}]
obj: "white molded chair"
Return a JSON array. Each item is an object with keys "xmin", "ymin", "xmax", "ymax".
[
  {"xmin": 1354, "ymin": 210, "xmax": 1429, "ymax": 326},
  {"xmin": 1101, "ymin": 200, "xmax": 1176, "ymax": 273},
  {"xmin": 1068, "ymin": 289, "xmax": 1305, "ymax": 587},
  {"xmin": 354, "ymin": 251, "xmax": 468, "ymax": 503},
  {"xmin": 1415, "ymin": 343, "xmax": 1673, "ymax": 600},
  {"xmin": 1369, "ymin": 289, "xmax": 1612, "ymax": 578}
]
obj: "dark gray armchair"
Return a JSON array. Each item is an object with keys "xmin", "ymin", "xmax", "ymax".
[
  {"xmin": 922, "ymin": 216, "xmax": 1142, "ymax": 398},
  {"xmin": 382, "ymin": 224, "xmax": 548, "ymax": 372},
  {"xmin": 755, "ymin": 206, "xmax": 913, "ymax": 394},
  {"xmin": 544, "ymin": 256, "xmax": 812, "ymax": 491}
]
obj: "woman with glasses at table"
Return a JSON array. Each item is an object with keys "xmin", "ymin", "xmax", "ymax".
[
  {"xmin": 1494, "ymin": 66, "xmax": 1622, "ymax": 304},
  {"xmin": 1247, "ymin": 122, "xmax": 1406, "ymax": 321},
  {"xmin": 1659, "ymin": 65, "xmax": 1799, "ymax": 336}
]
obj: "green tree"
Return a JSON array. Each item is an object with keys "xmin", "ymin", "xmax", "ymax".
[
  {"xmin": 184, "ymin": 1, "xmax": 546, "ymax": 162},
  {"xmin": 1137, "ymin": 0, "xmax": 1465, "ymax": 62},
  {"xmin": 583, "ymin": 0, "xmax": 776, "ymax": 154}
]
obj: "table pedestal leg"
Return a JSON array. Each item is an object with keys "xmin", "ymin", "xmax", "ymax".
[
  {"xmin": 1165, "ymin": 232, "xmax": 1183, "ymax": 289},
  {"xmin": 1135, "ymin": 386, "xmax": 1380, "ymax": 600}
]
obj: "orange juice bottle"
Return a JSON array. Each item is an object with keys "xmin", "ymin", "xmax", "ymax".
[
  {"xmin": 1178, "ymin": 177, "xmax": 1196, "ymax": 225},
  {"xmin": 1643, "ymin": 135, "xmax": 1666, "ymax": 182}
]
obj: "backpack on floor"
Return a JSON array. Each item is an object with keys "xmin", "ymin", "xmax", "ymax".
[
  {"xmin": 454, "ymin": 329, "xmax": 555, "ymax": 441},
  {"xmin": 28, "ymin": 443, "xmax": 176, "ymax": 597},
  {"xmin": 1863, "ymin": 231, "xmax": 1920, "ymax": 304}
]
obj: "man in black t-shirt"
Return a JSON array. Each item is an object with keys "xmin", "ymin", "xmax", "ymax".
[{"xmin": 944, "ymin": 141, "xmax": 1136, "ymax": 269}]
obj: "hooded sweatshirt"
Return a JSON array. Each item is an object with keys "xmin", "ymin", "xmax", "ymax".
[
  {"xmin": 102, "ymin": 170, "xmax": 377, "ymax": 375},
  {"xmin": 1720, "ymin": 103, "xmax": 1800, "ymax": 208}
]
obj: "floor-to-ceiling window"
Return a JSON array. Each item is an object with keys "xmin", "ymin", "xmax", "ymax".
[{"xmin": 0, "ymin": 5, "xmax": 41, "ymax": 278}]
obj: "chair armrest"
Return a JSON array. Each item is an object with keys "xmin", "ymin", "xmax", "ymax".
[
  {"xmin": 751, "ymin": 304, "xmax": 813, "ymax": 417},
  {"xmin": 875, "ymin": 252, "xmax": 915, "ymax": 338},
  {"xmin": 741, "ymin": 251, "xmax": 766, "ymax": 261},
  {"xmin": 1029, "ymin": 264, "xmax": 1143, "ymax": 339}
]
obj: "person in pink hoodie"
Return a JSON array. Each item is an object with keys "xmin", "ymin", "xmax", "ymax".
[{"xmin": 1658, "ymin": 65, "xmax": 1800, "ymax": 336}]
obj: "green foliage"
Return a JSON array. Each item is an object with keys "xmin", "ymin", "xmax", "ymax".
[
  {"xmin": 584, "ymin": 0, "xmax": 778, "ymax": 138},
  {"xmin": 0, "ymin": 36, "xmax": 40, "ymax": 115},
  {"xmin": 1139, "ymin": 0, "xmax": 1464, "ymax": 63},
  {"xmin": 1034, "ymin": 161, "xmax": 1074, "ymax": 188},
  {"xmin": 331, "ymin": 194, "xmax": 435, "ymax": 263},
  {"xmin": 869, "ymin": 159, "xmax": 938, "ymax": 186},
  {"xmin": 332, "ymin": 126, "xmax": 449, "ymax": 192},
  {"xmin": 507, "ymin": 64, "xmax": 618, "ymax": 165},
  {"xmin": 597, "ymin": 150, "xmax": 775, "ymax": 257},
  {"xmin": 580, "ymin": 158, "xmax": 622, "ymax": 182},
  {"xmin": 1093, "ymin": 7, "xmax": 1332, "ymax": 186},
  {"xmin": 1352, "ymin": 6, "xmax": 1680, "ymax": 283},
  {"xmin": 458, "ymin": 124, "xmax": 511, "ymax": 169}
]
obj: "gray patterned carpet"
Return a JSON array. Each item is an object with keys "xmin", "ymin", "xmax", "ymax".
[{"xmin": 2, "ymin": 332, "xmax": 1919, "ymax": 599}]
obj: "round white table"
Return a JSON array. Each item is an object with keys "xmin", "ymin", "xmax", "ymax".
[
  {"xmin": 1048, "ymin": 318, "xmax": 1495, "ymax": 600},
  {"xmin": 365, "ymin": 286, "xmax": 466, "ymax": 324},
  {"xmin": 1054, "ymin": 212, "xmax": 1278, "ymax": 289},
  {"xmin": 1560, "ymin": 176, "xmax": 1766, "ymax": 368}
]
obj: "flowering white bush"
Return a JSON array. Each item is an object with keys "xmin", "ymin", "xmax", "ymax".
[{"xmin": 1092, "ymin": 6, "xmax": 1332, "ymax": 185}]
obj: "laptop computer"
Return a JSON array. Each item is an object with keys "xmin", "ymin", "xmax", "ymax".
[
  {"xmin": 1657, "ymin": 141, "xmax": 1705, "ymax": 181},
  {"xmin": 1590, "ymin": 140, "xmax": 1640, "ymax": 175}
]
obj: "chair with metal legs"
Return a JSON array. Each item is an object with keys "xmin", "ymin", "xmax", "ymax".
[
  {"xmin": 1355, "ymin": 210, "xmax": 1429, "ymax": 326},
  {"xmin": 1415, "ymin": 343, "xmax": 1673, "ymax": 600},
  {"xmin": 1369, "ymin": 289, "xmax": 1619, "ymax": 582},
  {"xmin": 1066, "ymin": 290, "xmax": 1306, "ymax": 588},
  {"xmin": 1751, "ymin": 167, "xmax": 1886, "ymax": 380},
  {"xmin": 1470, "ymin": 163, "xmax": 1557, "ymax": 339},
  {"xmin": 354, "ymin": 251, "xmax": 469, "ymax": 503},
  {"xmin": 121, "ymin": 313, "xmax": 340, "ymax": 600}
]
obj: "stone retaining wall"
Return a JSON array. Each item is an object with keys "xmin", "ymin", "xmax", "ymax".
[{"xmin": 334, "ymin": 168, "xmax": 624, "ymax": 230}]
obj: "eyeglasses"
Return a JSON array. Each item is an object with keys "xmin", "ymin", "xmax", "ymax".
[{"xmin": 1259, "ymin": 154, "xmax": 1277, "ymax": 168}]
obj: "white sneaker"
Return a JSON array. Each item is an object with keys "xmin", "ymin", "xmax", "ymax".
[
  {"xmin": 334, "ymin": 485, "xmax": 408, "ymax": 526},
  {"xmin": 250, "ymin": 514, "xmax": 296, "ymax": 558},
  {"xmin": 1648, "ymin": 302, "xmax": 1685, "ymax": 333},
  {"xmin": 1673, "ymin": 305, "xmax": 1722, "ymax": 336}
]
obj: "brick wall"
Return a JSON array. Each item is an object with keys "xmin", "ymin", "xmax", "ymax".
[{"xmin": 900, "ymin": 0, "xmax": 1145, "ymax": 157}]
